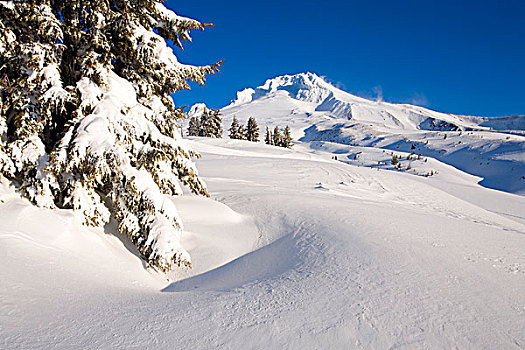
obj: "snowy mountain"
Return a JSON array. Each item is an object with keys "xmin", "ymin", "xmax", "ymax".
[
  {"xmin": 218, "ymin": 72, "xmax": 525, "ymax": 194},
  {"xmin": 226, "ymin": 72, "xmax": 525, "ymax": 132}
]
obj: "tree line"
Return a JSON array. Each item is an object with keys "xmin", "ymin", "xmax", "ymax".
[
  {"xmin": 187, "ymin": 108, "xmax": 223, "ymax": 138},
  {"xmin": 187, "ymin": 108, "xmax": 293, "ymax": 148},
  {"xmin": 264, "ymin": 126, "xmax": 293, "ymax": 148}
]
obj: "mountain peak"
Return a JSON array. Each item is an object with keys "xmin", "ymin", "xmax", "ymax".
[
  {"xmin": 259, "ymin": 72, "xmax": 323, "ymax": 90},
  {"xmin": 228, "ymin": 72, "xmax": 336, "ymax": 107},
  {"xmin": 259, "ymin": 72, "xmax": 328, "ymax": 94}
]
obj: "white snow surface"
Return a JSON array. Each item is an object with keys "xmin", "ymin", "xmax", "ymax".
[{"xmin": 2, "ymin": 136, "xmax": 525, "ymax": 349}]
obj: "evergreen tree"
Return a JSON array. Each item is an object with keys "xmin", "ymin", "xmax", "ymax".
[
  {"xmin": 273, "ymin": 126, "xmax": 283, "ymax": 147},
  {"xmin": 199, "ymin": 108, "xmax": 210, "ymax": 137},
  {"xmin": 237, "ymin": 124, "xmax": 247, "ymax": 140},
  {"xmin": 265, "ymin": 127, "xmax": 273, "ymax": 145},
  {"xmin": 200, "ymin": 108, "xmax": 222, "ymax": 138},
  {"xmin": 391, "ymin": 154, "xmax": 399, "ymax": 165},
  {"xmin": 212, "ymin": 109, "xmax": 223, "ymax": 137},
  {"xmin": 198, "ymin": 109, "xmax": 209, "ymax": 137},
  {"xmin": 282, "ymin": 126, "xmax": 293, "ymax": 148},
  {"xmin": 0, "ymin": 1, "xmax": 222, "ymax": 272},
  {"xmin": 228, "ymin": 116, "xmax": 240, "ymax": 139},
  {"xmin": 246, "ymin": 117, "xmax": 259, "ymax": 142},
  {"xmin": 187, "ymin": 116, "xmax": 200, "ymax": 136}
]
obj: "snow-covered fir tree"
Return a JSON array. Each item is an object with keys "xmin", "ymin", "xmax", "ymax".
[
  {"xmin": 263, "ymin": 125, "xmax": 291, "ymax": 148},
  {"xmin": 0, "ymin": 0, "xmax": 221, "ymax": 272},
  {"xmin": 273, "ymin": 126, "xmax": 283, "ymax": 147},
  {"xmin": 246, "ymin": 117, "xmax": 259, "ymax": 142},
  {"xmin": 187, "ymin": 116, "xmax": 200, "ymax": 136},
  {"xmin": 198, "ymin": 109, "xmax": 209, "ymax": 137},
  {"xmin": 228, "ymin": 116, "xmax": 241, "ymax": 139},
  {"xmin": 282, "ymin": 126, "xmax": 293, "ymax": 148},
  {"xmin": 208, "ymin": 108, "xmax": 223, "ymax": 137},
  {"xmin": 199, "ymin": 108, "xmax": 222, "ymax": 138},
  {"xmin": 265, "ymin": 127, "xmax": 273, "ymax": 145},
  {"xmin": 237, "ymin": 124, "xmax": 247, "ymax": 140}
]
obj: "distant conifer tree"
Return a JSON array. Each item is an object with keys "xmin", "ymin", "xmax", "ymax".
[
  {"xmin": 198, "ymin": 109, "xmax": 209, "ymax": 137},
  {"xmin": 265, "ymin": 127, "xmax": 273, "ymax": 145},
  {"xmin": 246, "ymin": 117, "xmax": 260, "ymax": 142},
  {"xmin": 200, "ymin": 108, "xmax": 222, "ymax": 138},
  {"xmin": 188, "ymin": 117, "xmax": 200, "ymax": 136},
  {"xmin": 229, "ymin": 116, "xmax": 241, "ymax": 139},
  {"xmin": 273, "ymin": 126, "xmax": 283, "ymax": 147},
  {"xmin": 282, "ymin": 126, "xmax": 293, "ymax": 148},
  {"xmin": 391, "ymin": 154, "xmax": 399, "ymax": 165},
  {"xmin": 238, "ymin": 124, "xmax": 247, "ymax": 140},
  {"xmin": 208, "ymin": 108, "xmax": 223, "ymax": 138}
]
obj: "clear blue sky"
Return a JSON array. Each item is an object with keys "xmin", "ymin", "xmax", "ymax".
[{"xmin": 167, "ymin": 0, "xmax": 525, "ymax": 117}]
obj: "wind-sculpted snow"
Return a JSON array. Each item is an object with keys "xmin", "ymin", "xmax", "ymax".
[
  {"xmin": 229, "ymin": 88, "xmax": 256, "ymax": 107},
  {"xmin": 315, "ymin": 92, "xmax": 353, "ymax": 119},
  {"xmin": 2, "ymin": 138, "xmax": 525, "ymax": 349},
  {"xmin": 471, "ymin": 115, "xmax": 525, "ymax": 133}
]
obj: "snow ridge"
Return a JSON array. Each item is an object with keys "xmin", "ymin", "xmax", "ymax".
[{"xmin": 228, "ymin": 72, "xmax": 524, "ymax": 132}]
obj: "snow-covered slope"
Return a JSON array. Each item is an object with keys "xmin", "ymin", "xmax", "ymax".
[
  {"xmin": 225, "ymin": 72, "xmax": 525, "ymax": 132},
  {"xmin": 2, "ymin": 138, "xmax": 524, "ymax": 349},
  {"xmin": 218, "ymin": 72, "xmax": 525, "ymax": 194}
]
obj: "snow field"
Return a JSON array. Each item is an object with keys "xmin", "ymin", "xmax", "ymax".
[{"xmin": 2, "ymin": 138, "xmax": 524, "ymax": 349}]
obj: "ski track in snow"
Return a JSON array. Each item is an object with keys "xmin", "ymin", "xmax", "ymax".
[{"xmin": 1, "ymin": 138, "xmax": 525, "ymax": 349}]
